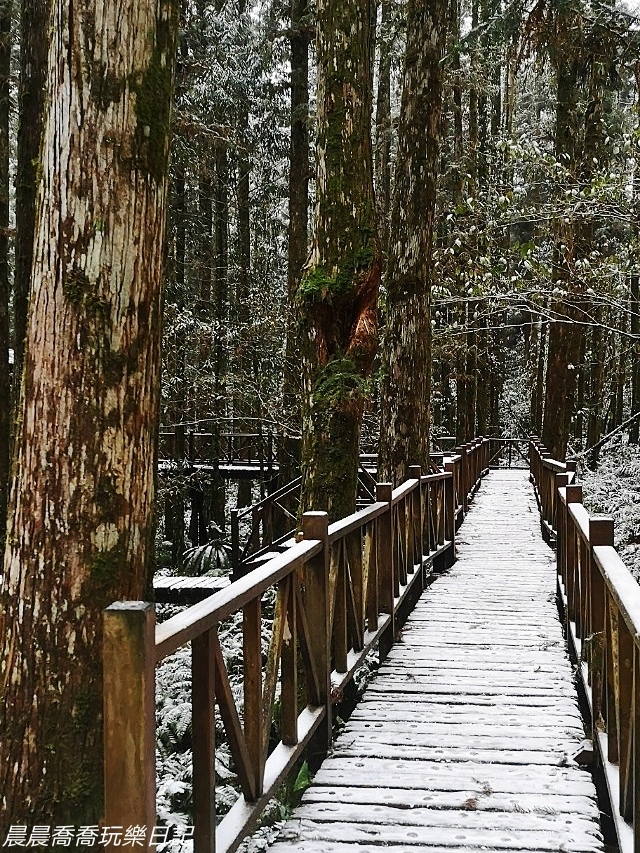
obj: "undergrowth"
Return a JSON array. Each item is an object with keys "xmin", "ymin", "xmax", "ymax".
[{"xmin": 580, "ymin": 442, "xmax": 640, "ymax": 581}]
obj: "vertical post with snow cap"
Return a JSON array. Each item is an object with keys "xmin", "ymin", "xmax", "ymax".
[
  {"xmin": 588, "ymin": 517, "xmax": 613, "ymax": 733},
  {"xmin": 103, "ymin": 601, "xmax": 156, "ymax": 853},
  {"xmin": 564, "ymin": 485, "xmax": 582, "ymax": 633},
  {"xmin": 444, "ymin": 461, "xmax": 456, "ymax": 565},
  {"xmin": 554, "ymin": 472, "xmax": 568, "ymax": 542},
  {"xmin": 408, "ymin": 465, "xmax": 422, "ymax": 576}
]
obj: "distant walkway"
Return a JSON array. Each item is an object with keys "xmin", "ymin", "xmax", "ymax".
[{"xmin": 268, "ymin": 470, "xmax": 604, "ymax": 853}]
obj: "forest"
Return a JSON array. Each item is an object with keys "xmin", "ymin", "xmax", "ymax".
[{"xmin": 1, "ymin": 0, "xmax": 640, "ymax": 845}]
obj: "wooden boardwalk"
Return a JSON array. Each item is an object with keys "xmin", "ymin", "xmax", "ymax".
[{"xmin": 268, "ymin": 470, "xmax": 605, "ymax": 853}]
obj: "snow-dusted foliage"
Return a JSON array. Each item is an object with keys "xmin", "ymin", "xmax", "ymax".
[{"xmin": 580, "ymin": 444, "xmax": 640, "ymax": 580}]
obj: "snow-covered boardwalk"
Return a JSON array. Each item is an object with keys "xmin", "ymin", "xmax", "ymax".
[{"xmin": 268, "ymin": 470, "xmax": 605, "ymax": 853}]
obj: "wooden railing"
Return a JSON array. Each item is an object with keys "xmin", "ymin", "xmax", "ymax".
[
  {"xmin": 103, "ymin": 441, "xmax": 490, "ymax": 853},
  {"xmin": 529, "ymin": 438, "xmax": 576, "ymax": 542},
  {"xmin": 158, "ymin": 419, "xmax": 301, "ymax": 475},
  {"xmin": 487, "ymin": 437, "xmax": 530, "ymax": 469},
  {"xmin": 530, "ymin": 438, "xmax": 639, "ymax": 853}
]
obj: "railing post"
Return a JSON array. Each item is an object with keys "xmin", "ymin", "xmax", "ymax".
[
  {"xmin": 588, "ymin": 516, "xmax": 613, "ymax": 734},
  {"xmin": 554, "ymin": 472, "xmax": 568, "ymax": 539},
  {"xmin": 103, "ymin": 602, "xmax": 156, "ymax": 853},
  {"xmin": 444, "ymin": 462, "xmax": 456, "ymax": 567},
  {"xmin": 192, "ymin": 629, "xmax": 216, "ymax": 853},
  {"xmin": 408, "ymin": 465, "xmax": 423, "ymax": 574},
  {"xmin": 376, "ymin": 483, "xmax": 395, "ymax": 658},
  {"xmin": 564, "ymin": 485, "xmax": 583, "ymax": 632},
  {"xmin": 456, "ymin": 445, "xmax": 468, "ymax": 515},
  {"xmin": 302, "ymin": 512, "xmax": 331, "ymax": 753}
]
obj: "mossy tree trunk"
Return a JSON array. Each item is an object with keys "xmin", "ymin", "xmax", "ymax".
[
  {"xmin": 298, "ymin": 0, "xmax": 380, "ymax": 521},
  {"xmin": 379, "ymin": 0, "xmax": 447, "ymax": 484},
  {"xmin": 0, "ymin": 0, "xmax": 178, "ymax": 830}
]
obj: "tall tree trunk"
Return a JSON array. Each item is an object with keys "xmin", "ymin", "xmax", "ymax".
[
  {"xmin": 631, "ymin": 274, "xmax": 640, "ymax": 443},
  {"xmin": 586, "ymin": 309, "xmax": 605, "ymax": 455},
  {"xmin": 298, "ymin": 0, "xmax": 379, "ymax": 520},
  {"xmin": 0, "ymin": 0, "xmax": 178, "ymax": 828},
  {"xmin": 575, "ymin": 329, "xmax": 586, "ymax": 449},
  {"xmin": 279, "ymin": 0, "xmax": 309, "ymax": 512},
  {"xmin": 213, "ymin": 143, "xmax": 229, "ymax": 412},
  {"xmin": 374, "ymin": 0, "xmax": 392, "ymax": 253},
  {"xmin": 542, "ymin": 24, "xmax": 581, "ymax": 461},
  {"xmin": 14, "ymin": 0, "xmax": 51, "ymax": 384},
  {"xmin": 0, "ymin": 0, "xmax": 9, "ymax": 555},
  {"xmin": 234, "ymin": 0, "xmax": 254, "ymax": 510},
  {"xmin": 379, "ymin": 0, "xmax": 447, "ymax": 484}
]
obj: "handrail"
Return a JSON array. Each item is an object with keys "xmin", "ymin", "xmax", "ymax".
[
  {"xmin": 103, "ymin": 438, "xmax": 491, "ymax": 853},
  {"xmin": 529, "ymin": 438, "xmax": 576, "ymax": 542},
  {"xmin": 530, "ymin": 436, "xmax": 640, "ymax": 853}
]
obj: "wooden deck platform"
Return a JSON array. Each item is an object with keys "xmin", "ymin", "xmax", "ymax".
[{"xmin": 267, "ymin": 470, "xmax": 605, "ymax": 853}]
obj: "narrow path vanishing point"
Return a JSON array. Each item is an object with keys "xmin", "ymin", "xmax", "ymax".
[{"xmin": 266, "ymin": 469, "xmax": 605, "ymax": 853}]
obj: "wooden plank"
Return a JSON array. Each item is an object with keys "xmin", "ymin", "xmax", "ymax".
[
  {"xmin": 270, "ymin": 818, "xmax": 603, "ymax": 851},
  {"xmin": 313, "ymin": 757, "xmax": 600, "ymax": 795},
  {"xmin": 302, "ymin": 785, "xmax": 599, "ymax": 816},
  {"xmin": 340, "ymin": 725, "xmax": 583, "ymax": 749},
  {"xmin": 292, "ymin": 802, "xmax": 601, "ymax": 834},
  {"xmin": 350, "ymin": 706, "xmax": 583, "ymax": 726},
  {"xmin": 329, "ymin": 742, "xmax": 575, "ymax": 765}
]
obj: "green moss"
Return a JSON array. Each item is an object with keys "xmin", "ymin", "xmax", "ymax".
[
  {"xmin": 60, "ymin": 759, "xmax": 101, "ymax": 818},
  {"xmin": 63, "ymin": 269, "xmax": 92, "ymax": 308},
  {"xmin": 90, "ymin": 62, "xmax": 127, "ymax": 110},
  {"xmin": 90, "ymin": 542, "xmax": 126, "ymax": 589},
  {"xmin": 62, "ymin": 267, "xmax": 109, "ymax": 318},
  {"xmin": 130, "ymin": 8, "xmax": 178, "ymax": 182},
  {"xmin": 312, "ymin": 356, "xmax": 365, "ymax": 412},
  {"xmin": 298, "ymin": 242, "xmax": 375, "ymax": 304}
]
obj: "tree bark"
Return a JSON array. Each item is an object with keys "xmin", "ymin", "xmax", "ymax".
[
  {"xmin": 298, "ymin": 0, "xmax": 379, "ymax": 520},
  {"xmin": 278, "ymin": 0, "xmax": 309, "ymax": 519},
  {"xmin": 374, "ymin": 0, "xmax": 392, "ymax": 253},
  {"xmin": 541, "ymin": 18, "xmax": 581, "ymax": 461},
  {"xmin": 0, "ymin": 0, "xmax": 9, "ymax": 555},
  {"xmin": 0, "ymin": 0, "xmax": 178, "ymax": 828},
  {"xmin": 379, "ymin": 0, "xmax": 447, "ymax": 484},
  {"xmin": 586, "ymin": 308, "xmax": 605, "ymax": 456},
  {"xmin": 631, "ymin": 274, "xmax": 640, "ymax": 443},
  {"xmin": 14, "ymin": 0, "xmax": 51, "ymax": 384}
]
